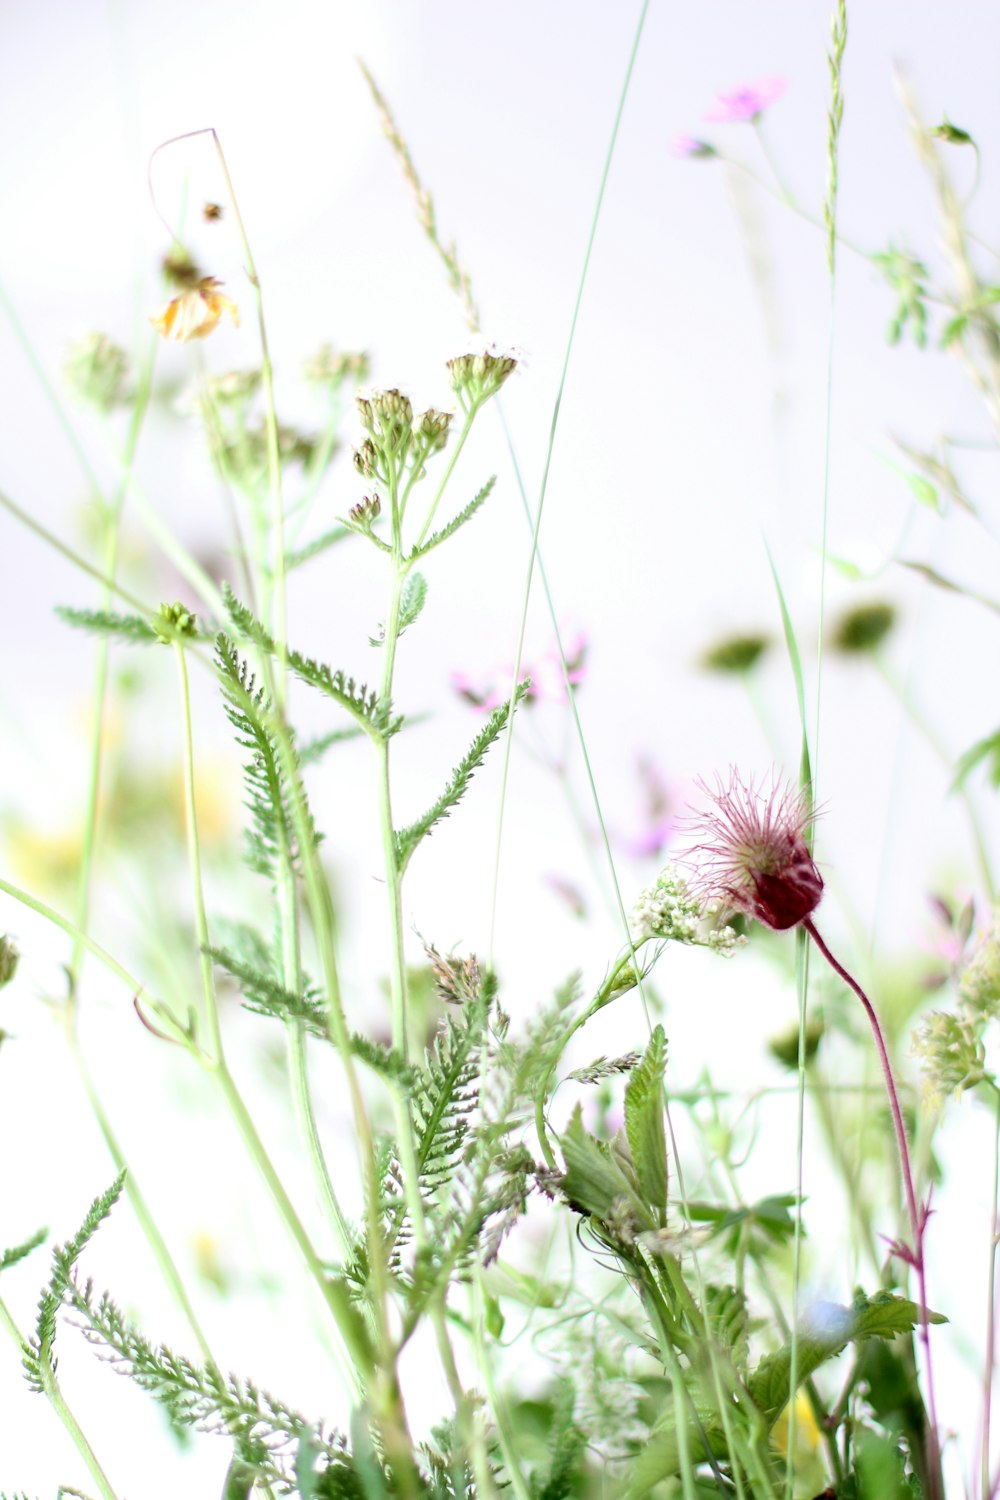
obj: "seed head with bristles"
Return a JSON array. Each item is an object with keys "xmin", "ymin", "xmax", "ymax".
[{"xmin": 682, "ymin": 771, "xmax": 824, "ymax": 931}]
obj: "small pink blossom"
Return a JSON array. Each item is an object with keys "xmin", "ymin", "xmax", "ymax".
[
  {"xmin": 681, "ymin": 770, "xmax": 823, "ymax": 931},
  {"xmin": 704, "ymin": 77, "xmax": 787, "ymax": 125},
  {"xmin": 669, "ymin": 134, "xmax": 716, "ymax": 160},
  {"xmin": 618, "ymin": 758, "xmax": 678, "ymax": 859},
  {"xmin": 451, "ymin": 632, "xmax": 589, "ymax": 715}
]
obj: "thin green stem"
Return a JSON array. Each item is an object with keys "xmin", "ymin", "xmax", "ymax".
[
  {"xmin": 0, "ymin": 487, "xmax": 151, "ymax": 615},
  {"xmin": 175, "ymin": 643, "xmax": 224, "ymax": 1062},
  {"xmin": 0, "ymin": 1295, "xmax": 119, "ymax": 1500},
  {"xmin": 982, "ymin": 1086, "xmax": 1000, "ymax": 1500},
  {"xmin": 411, "ymin": 407, "xmax": 478, "ymax": 551}
]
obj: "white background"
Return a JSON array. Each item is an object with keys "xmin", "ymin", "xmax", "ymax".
[{"xmin": 2, "ymin": 1, "xmax": 1000, "ymax": 1494}]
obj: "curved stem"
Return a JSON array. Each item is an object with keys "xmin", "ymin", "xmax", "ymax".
[{"xmin": 803, "ymin": 917, "xmax": 941, "ymax": 1500}]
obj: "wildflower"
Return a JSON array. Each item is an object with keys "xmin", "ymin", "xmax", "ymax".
[
  {"xmin": 618, "ymin": 757, "xmax": 676, "ymax": 859},
  {"xmin": 705, "ymin": 78, "xmax": 787, "ymax": 125},
  {"xmin": 0, "ymin": 937, "xmax": 19, "ymax": 988},
  {"xmin": 682, "ymin": 771, "xmax": 822, "ymax": 931},
  {"xmin": 303, "ymin": 344, "xmax": 370, "ymax": 390},
  {"xmin": 150, "ymin": 278, "xmax": 240, "ymax": 342},
  {"xmin": 669, "ymin": 135, "xmax": 716, "ymax": 160},
  {"xmin": 452, "ymin": 632, "xmax": 587, "ymax": 714},
  {"xmin": 630, "ymin": 867, "xmax": 701, "ymax": 944},
  {"xmin": 446, "ymin": 348, "xmax": 517, "ymax": 408}
]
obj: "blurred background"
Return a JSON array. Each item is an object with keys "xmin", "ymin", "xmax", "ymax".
[{"xmin": 2, "ymin": 0, "xmax": 1000, "ymax": 1493}]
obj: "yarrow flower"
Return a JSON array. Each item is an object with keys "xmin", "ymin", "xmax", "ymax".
[
  {"xmin": 704, "ymin": 77, "xmax": 787, "ymax": 125},
  {"xmin": 682, "ymin": 771, "xmax": 823, "ymax": 931},
  {"xmin": 150, "ymin": 278, "xmax": 240, "ymax": 342}
]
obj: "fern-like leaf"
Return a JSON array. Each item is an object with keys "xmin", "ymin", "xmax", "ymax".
[
  {"xmin": 624, "ymin": 1026, "xmax": 668, "ymax": 1212},
  {"xmin": 24, "ymin": 1172, "xmax": 125, "ymax": 1392},
  {"xmin": 408, "ymin": 477, "xmax": 496, "ymax": 560},
  {"xmin": 395, "ymin": 681, "xmax": 530, "ymax": 872},
  {"xmin": 1, "ymin": 1228, "xmax": 47, "ymax": 1273},
  {"xmin": 55, "ymin": 606, "xmax": 160, "ymax": 644},
  {"xmin": 285, "ymin": 525, "xmax": 350, "ymax": 572},
  {"xmin": 223, "ymin": 586, "xmax": 399, "ymax": 738},
  {"xmin": 215, "ymin": 637, "xmax": 314, "ymax": 882}
]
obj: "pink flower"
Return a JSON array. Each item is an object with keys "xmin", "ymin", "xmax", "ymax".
[
  {"xmin": 618, "ymin": 758, "xmax": 678, "ymax": 859},
  {"xmin": 451, "ymin": 633, "xmax": 589, "ymax": 715},
  {"xmin": 669, "ymin": 134, "xmax": 716, "ymax": 160},
  {"xmin": 681, "ymin": 770, "xmax": 823, "ymax": 931},
  {"xmin": 704, "ymin": 77, "xmax": 787, "ymax": 125}
]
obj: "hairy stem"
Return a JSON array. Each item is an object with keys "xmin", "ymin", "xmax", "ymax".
[{"xmin": 803, "ymin": 917, "xmax": 941, "ymax": 1500}]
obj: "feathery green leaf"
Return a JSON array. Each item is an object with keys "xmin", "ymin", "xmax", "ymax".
[{"xmin": 408, "ymin": 476, "xmax": 496, "ymax": 560}]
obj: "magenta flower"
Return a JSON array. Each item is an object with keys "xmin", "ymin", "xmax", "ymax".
[
  {"xmin": 704, "ymin": 77, "xmax": 787, "ymax": 125},
  {"xmin": 682, "ymin": 770, "xmax": 823, "ymax": 931}
]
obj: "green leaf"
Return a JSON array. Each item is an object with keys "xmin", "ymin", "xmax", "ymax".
[
  {"xmin": 223, "ymin": 586, "xmax": 399, "ymax": 738},
  {"xmin": 952, "ymin": 727, "xmax": 1000, "ymax": 790},
  {"xmin": 408, "ymin": 476, "xmax": 496, "ymax": 560},
  {"xmin": 559, "ymin": 1105, "xmax": 648, "ymax": 1224},
  {"xmin": 398, "ymin": 572, "xmax": 427, "ymax": 634},
  {"xmin": 900, "ymin": 559, "xmax": 1000, "ymax": 617},
  {"xmin": 1, "ymin": 1228, "xmax": 47, "ymax": 1274},
  {"xmin": 55, "ymin": 606, "xmax": 159, "ymax": 644},
  {"xmin": 285, "ymin": 525, "xmax": 350, "ymax": 572},
  {"xmin": 394, "ymin": 681, "xmax": 530, "ymax": 872},
  {"xmin": 624, "ymin": 1026, "xmax": 668, "ymax": 1212},
  {"xmin": 748, "ymin": 1290, "xmax": 947, "ymax": 1426}
]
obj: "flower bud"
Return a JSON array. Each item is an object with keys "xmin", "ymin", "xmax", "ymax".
[{"xmin": 0, "ymin": 936, "xmax": 19, "ymax": 988}]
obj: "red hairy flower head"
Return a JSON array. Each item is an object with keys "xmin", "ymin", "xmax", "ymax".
[{"xmin": 682, "ymin": 771, "xmax": 823, "ymax": 931}]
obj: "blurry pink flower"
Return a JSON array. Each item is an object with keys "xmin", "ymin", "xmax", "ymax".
[
  {"xmin": 705, "ymin": 77, "xmax": 787, "ymax": 124},
  {"xmin": 669, "ymin": 134, "xmax": 716, "ymax": 160},
  {"xmin": 618, "ymin": 758, "xmax": 678, "ymax": 859},
  {"xmin": 681, "ymin": 770, "xmax": 823, "ymax": 931},
  {"xmin": 451, "ymin": 632, "xmax": 588, "ymax": 715}
]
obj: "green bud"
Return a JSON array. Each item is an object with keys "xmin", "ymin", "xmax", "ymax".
[
  {"xmin": 768, "ymin": 1014, "xmax": 824, "ymax": 1070},
  {"xmin": 929, "ymin": 119, "xmax": 974, "ymax": 146},
  {"xmin": 0, "ymin": 936, "xmax": 19, "ymax": 988},
  {"xmin": 416, "ymin": 407, "xmax": 452, "ymax": 452},
  {"xmin": 154, "ymin": 601, "xmax": 198, "ymax": 644},
  {"xmin": 700, "ymin": 633, "xmax": 770, "ymax": 674},
  {"xmin": 912, "ymin": 1009, "xmax": 988, "ymax": 1101},
  {"xmin": 353, "ymin": 438, "xmax": 379, "ymax": 478},
  {"xmin": 959, "ymin": 910, "xmax": 1000, "ymax": 1020},
  {"xmin": 831, "ymin": 601, "xmax": 896, "ymax": 654},
  {"xmin": 446, "ymin": 350, "xmax": 517, "ymax": 407}
]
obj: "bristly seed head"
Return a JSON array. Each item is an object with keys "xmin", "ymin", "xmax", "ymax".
[{"xmin": 681, "ymin": 770, "xmax": 824, "ymax": 931}]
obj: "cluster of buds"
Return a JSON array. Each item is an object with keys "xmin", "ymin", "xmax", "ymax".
[
  {"xmin": 699, "ymin": 632, "xmax": 770, "ymax": 675},
  {"xmin": 353, "ymin": 437, "xmax": 381, "ymax": 481},
  {"xmin": 154, "ymin": 601, "xmax": 198, "ymax": 644},
  {"xmin": 346, "ymin": 493, "xmax": 382, "ymax": 536},
  {"xmin": 303, "ymin": 344, "xmax": 370, "ymax": 391},
  {"xmin": 63, "ymin": 333, "xmax": 130, "ymax": 412},
  {"xmin": 831, "ymin": 601, "xmax": 897, "ymax": 655},
  {"xmin": 958, "ymin": 909, "xmax": 1000, "ymax": 1020},
  {"xmin": 446, "ymin": 349, "xmax": 517, "ymax": 409},
  {"xmin": 912, "ymin": 1010, "xmax": 988, "ymax": 1103},
  {"xmin": 357, "ymin": 389, "xmax": 413, "ymax": 452},
  {"xmin": 629, "ymin": 866, "xmax": 745, "ymax": 957},
  {"xmin": 416, "ymin": 407, "xmax": 452, "ymax": 453}
]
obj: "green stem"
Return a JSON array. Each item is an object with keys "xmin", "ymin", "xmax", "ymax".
[
  {"xmin": 982, "ymin": 1086, "xmax": 1000, "ymax": 1500},
  {"xmin": 411, "ymin": 406, "xmax": 478, "ymax": 551},
  {"xmin": 0, "ymin": 1296, "xmax": 118, "ymax": 1500}
]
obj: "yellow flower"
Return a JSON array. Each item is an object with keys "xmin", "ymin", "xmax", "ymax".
[{"xmin": 150, "ymin": 278, "xmax": 239, "ymax": 342}]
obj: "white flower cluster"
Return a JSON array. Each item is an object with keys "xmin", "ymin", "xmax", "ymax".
[
  {"xmin": 630, "ymin": 868, "xmax": 748, "ymax": 957},
  {"xmin": 630, "ymin": 867, "xmax": 701, "ymax": 944}
]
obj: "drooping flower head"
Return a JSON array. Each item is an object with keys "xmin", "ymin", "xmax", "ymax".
[
  {"xmin": 681, "ymin": 770, "xmax": 823, "ymax": 931},
  {"xmin": 705, "ymin": 77, "xmax": 787, "ymax": 125},
  {"xmin": 150, "ymin": 278, "xmax": 240, "ymax": 343}
]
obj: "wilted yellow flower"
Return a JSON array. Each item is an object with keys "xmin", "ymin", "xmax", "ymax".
[{"xmin": 150, "ymin": 278, "xmax": 239, "ymax": 342}]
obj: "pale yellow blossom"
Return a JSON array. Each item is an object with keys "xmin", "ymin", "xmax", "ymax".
[{"xmin": 150, "ymin": 278, "xmax": 239, "ymax": 342}]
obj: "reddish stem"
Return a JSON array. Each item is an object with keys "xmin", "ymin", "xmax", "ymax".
[{"xmin": 803, "ymin": 917, "xmax": 942, "ymax": 1500}]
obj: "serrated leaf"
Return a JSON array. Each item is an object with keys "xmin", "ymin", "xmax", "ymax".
[
  {"xmin": 408, "ymin": 476, "xmax": 496, "ymax": 560},
  {"xmin": 1, "ymin": 1228, "xmax": 47, "ymax": 1274},
  {"xmin": 559, "ymin": 1105, "xmax": 648, "ymax": 1224},
  {"xmin": 55, "ymin": 606, "xmax": 159, "ymax": 644},
  {"xmin": 748, "ymin": 1290, "xmax": 947, "ymax": 1426},
  {"xmin": 394, "ymin": 681, "xmax": 530, "ymax": 872},
  {"xmin": 624, "ymin": 1026, "xmax": 668, "ymax": 1212},
  {"xmin": 398, "ymin": 572, "xmax": 427, "ymax": 633},
  {"xmin": 285, "ymin": 525, "xmax": 349, "ymax": 572},
  {"xmin": 566, "ymin": 1052, "xmax": 641, "ymax": 1084}
]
